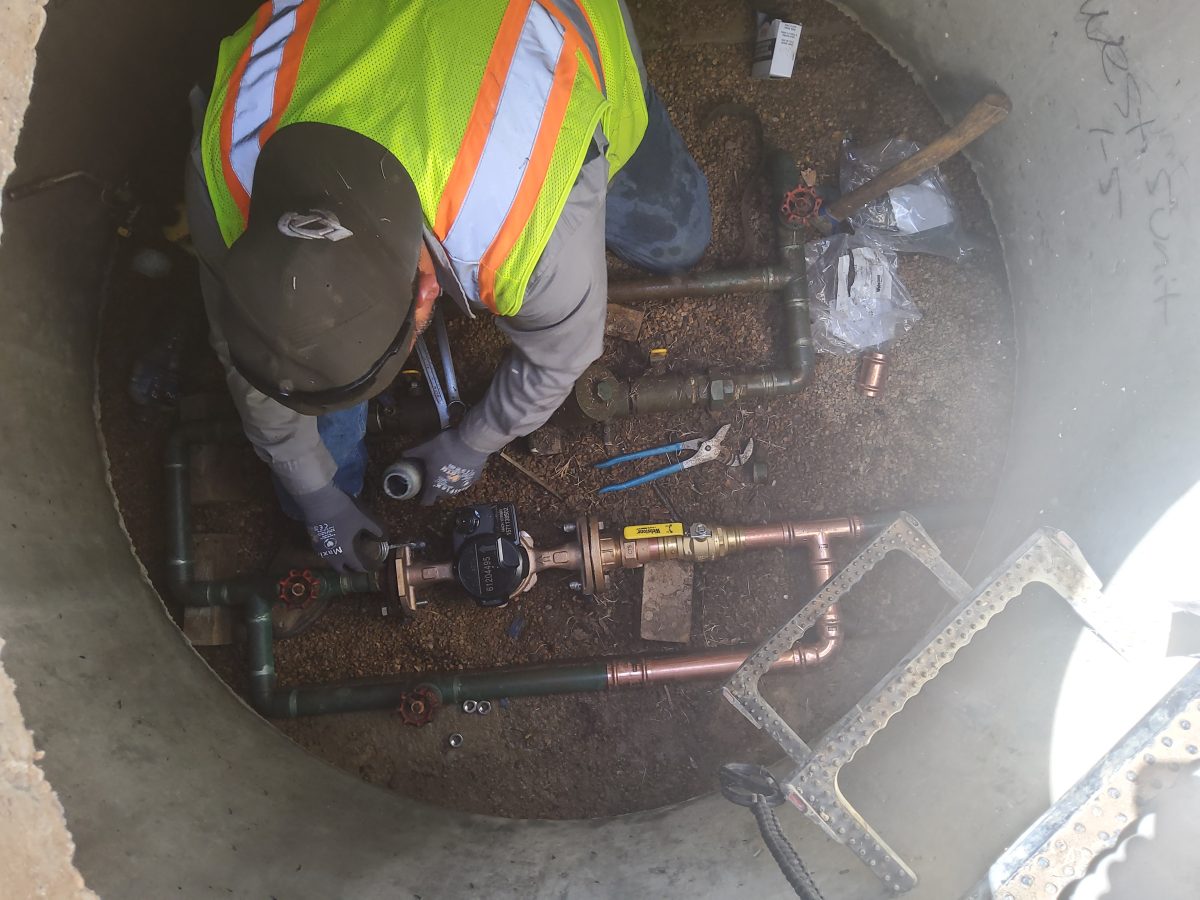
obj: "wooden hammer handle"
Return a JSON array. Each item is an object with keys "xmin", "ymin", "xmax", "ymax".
[{"xmin": 826, "ymin": 91, "xmax": 1012, "ymax": 222}]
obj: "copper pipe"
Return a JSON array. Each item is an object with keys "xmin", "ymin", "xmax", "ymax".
[
  {"xmin": 812, "ymin": 604, "xmax": 843, "ymax": 662},
  {"xmin": 605, "ymin": 641, "xmax": 831, "ymax": 688},
  {"xmin": 807, "ymin": 531, "xmax": 836, "ymax": 587}
]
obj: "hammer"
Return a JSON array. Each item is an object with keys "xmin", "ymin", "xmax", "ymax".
[
  {"xmin": 820, "ymin": 90, "xmax": 1013, "ymax": 228},
  {"xmin": 813, "ymin": 91, "xmax": 1012, "ymax": 397}
]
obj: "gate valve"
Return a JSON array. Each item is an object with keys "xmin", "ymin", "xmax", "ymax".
[
  {"xmin": 780, "ymin": 183, "xmax": 822, "ymax": 228},
  {"xmin": 396, "ymin": 685, "xmax": 440, "ymax": 726},
  {"xmin": 277, "ymin": 568, "xmax": 321, "ymax": 610}
]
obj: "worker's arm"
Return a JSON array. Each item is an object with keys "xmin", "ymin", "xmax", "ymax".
[
  {"xmin": 404, "ymin": 154, "xmax": 607, "ymax": 504},
  {"xmin": 458, "ymin": 155, "xmax": 608, "ymax": 453},
  {"xmin": 455, "ymin": 0, "xmax": 645, "ymax": 449}
]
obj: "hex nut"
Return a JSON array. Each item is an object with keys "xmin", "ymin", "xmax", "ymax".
[
  {"xmin": 461, "ymin": 700, "xmax": 478, "ymax": 714},
  {"xmin": 476, "ymin": 700, "xmax": 492, "ymax": 716},
  {"xmin": 447, "ymin": 733, "xmax": 464, "ymax": 749},
  {"xmin": 707, "ymin": 378, "xmax": 735, "ymax": 409}
]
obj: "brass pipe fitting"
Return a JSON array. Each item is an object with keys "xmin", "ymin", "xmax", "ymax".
[{"xmin": 598, "ymin": 516, "xmax": 866, "ymax": 587}]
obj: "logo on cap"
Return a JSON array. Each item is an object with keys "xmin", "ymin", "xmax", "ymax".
[{"xmin": 278, "ymin": 209, "xmax": 355, "ymax": 242}]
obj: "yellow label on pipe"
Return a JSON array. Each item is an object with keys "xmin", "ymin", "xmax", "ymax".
[{"xmin": 623, "ymin": 523, "xmax": 684, "ymax": 540}]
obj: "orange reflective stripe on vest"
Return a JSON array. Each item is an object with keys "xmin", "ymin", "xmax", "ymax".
[
  {"xmin": 219, "ymin": 0, "xmax": 319, "ymax": 220},
  {"xmin": 206, "ymin": 0, "xmax": 644, "ymax": 315},
  {"xmin": 434, "ymin": 0, "xmax": 594, "ymax": 311}
]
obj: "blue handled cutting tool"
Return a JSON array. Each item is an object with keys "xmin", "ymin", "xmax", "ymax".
[{"xmin": 594, "ymin": 424, "xmax": 753, "ymax": 494}]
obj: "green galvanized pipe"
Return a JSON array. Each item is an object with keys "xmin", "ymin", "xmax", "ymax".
[
  {"xmin": 187, "ymin": 571, "xmax": 379, "ymax": 607},
  {"xmin": 246, "ymin": 593, "xmax": 278, "ymax": 714},
  {"xmin": 575, "ymin": 152, "xmax": 816, "ymax": 422},
  {"xmin": 165, "ymin": 421, "xmax": 244, "ymax": 606},
  {"xmin": 606, "ymin": 265, "xmax": 789, "ymax": 303},
  {"xmin": 776, "ymin": 227, "xmax": 816, "ymax": 385},
  {"xmin": 265, "ymin": 661, "xmax": 613, "ymax": 718},
  {"xmin": 165, "ymin": 422, "xmax": 379, "ymax": 608}
]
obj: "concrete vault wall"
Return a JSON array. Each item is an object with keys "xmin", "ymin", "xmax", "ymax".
[{"xmin": 0, "ymin": 0, "xmax": 1197, "ymax": 897}]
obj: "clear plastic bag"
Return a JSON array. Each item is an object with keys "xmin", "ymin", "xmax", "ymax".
[
  {"xmin": 840, "ymin": 137, "xmax": 975, "ymax": 261},
  {"xmin": 804, "ymin": 233, "xmax": 921, "ymax": 354}
]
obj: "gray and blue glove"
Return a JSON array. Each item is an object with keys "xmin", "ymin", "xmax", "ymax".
[
  {"xmin": 293, "ymin": 483, "xmax": 386, "ymax": 572},
  {"xmin": 402, "ymin": 428, "xmax": 489, "ymax": 505}
]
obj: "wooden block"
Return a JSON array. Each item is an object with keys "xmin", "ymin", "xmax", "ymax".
[
  {"xmin": 640, "ymin": 559, "xmax": 694, "ymax": 643},
  {"xmin": 182, "ymin": 534, "xmax": 242, "ymax": 646},
  {"xmin": 526, "ymin": 425, "xmax": 565, "ymax": 457},
  {"xmin": 182, "ymin": 607, "xmax": 233, "ymax": 647},
  {"xmin": 189, "ymin": 444, "xmax": 254, "ymax": 504},
  {"xmin": 605, "ymin": 303, "xmax": 645, "ymax": 342}
]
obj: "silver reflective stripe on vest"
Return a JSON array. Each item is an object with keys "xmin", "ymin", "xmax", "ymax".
[
  {"xmin": 441, "ymin": 1, "xmax": 567, "ymax": 303},
  {"xmin": 229, "ymin": 0, "xmax": 304, "ymax": 194},
  {"xmin": 545, "ymin": 0, "xmax": 604, "ymax": 94}
]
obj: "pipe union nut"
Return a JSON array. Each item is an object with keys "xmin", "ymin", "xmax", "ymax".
[{"xmin": 707, "ymin": 379, "xmax": 735, "ymax": 410}]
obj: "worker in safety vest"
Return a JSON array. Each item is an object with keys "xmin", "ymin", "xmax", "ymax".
[{"xmin": 186, "ymin": 0, "xmax": 710, "ymax": 572}]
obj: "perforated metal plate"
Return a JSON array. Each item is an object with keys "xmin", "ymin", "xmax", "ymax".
[
  {"xmin": 723, "ymin": 517, "xmax": 1105, "ymax": 892},
  {"xmin": 967, "ymin": 662, "xmax": 1200, "ymax": 900}
]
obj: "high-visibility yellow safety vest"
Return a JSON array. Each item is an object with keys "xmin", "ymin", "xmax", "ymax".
[{"xmin": 202, "ymin": 0, "xmax": 647, "ymax": 316}]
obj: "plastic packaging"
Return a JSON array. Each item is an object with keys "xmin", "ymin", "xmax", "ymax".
[
  {"xmin": 804, "ymin": 233, "xmax": 921, "ymax": 354},
  {"xmin": 840, "ymin": 138, "xmax": 975, "ymax": 261}
]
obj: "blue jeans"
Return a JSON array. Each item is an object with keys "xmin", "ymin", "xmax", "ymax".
[
  {"xmin": 275, "ymin": 403, "xmax": 368, "ymax": 519},
  {"xmin": 605, "ymin": 86, "xmax": 712, "ymax": 273}
]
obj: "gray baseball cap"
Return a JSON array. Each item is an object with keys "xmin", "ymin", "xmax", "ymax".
[{"xmin": 218, "ymin": 122, "xmax": 424, "ymax": 415}]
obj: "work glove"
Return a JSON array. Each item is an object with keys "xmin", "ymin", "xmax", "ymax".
[
  {"xmin": 293, "ymin": 483, "xmax": 387, "ymax": 573},
  {"xmin": 402, "ymin": 428, "xmax": 489, "ymax": 506}
]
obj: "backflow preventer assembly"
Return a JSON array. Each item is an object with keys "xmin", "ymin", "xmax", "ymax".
[
  {"xmin": 164, "ymin": 428, "xmax": 1163, "ymax": 900},
  {"xmin": 167, "ymin": 424, "xmax": 968, "ymax": 723}
]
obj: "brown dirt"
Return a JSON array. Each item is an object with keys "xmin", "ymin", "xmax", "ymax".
[{"xmin": 97, "ymin": 0, "xmax": 1015, "ymax": 820}]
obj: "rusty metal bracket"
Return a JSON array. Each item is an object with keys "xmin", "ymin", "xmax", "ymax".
[{"xmin": 723, "ymin": 516, "xmax": 1106, "ymax": 893}]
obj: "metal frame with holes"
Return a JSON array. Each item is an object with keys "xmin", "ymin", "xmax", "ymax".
[
  {"xmin": 967, "ymin": 662, "xmax": 1200, "ymax": 900},
  {"xmin": 724, "ymin": 516, "xmax": 1105, "ymax": 892}
]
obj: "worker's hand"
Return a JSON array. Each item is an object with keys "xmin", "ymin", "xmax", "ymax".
[
  {"xmin": 293, "ymin": 483, "xmax": 386, "ymax": 572},
  {"xmin": 402, "ymin": 428, "xmax": 489, "ymax": 505}
]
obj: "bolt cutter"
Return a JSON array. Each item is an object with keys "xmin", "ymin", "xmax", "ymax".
[{"xmin": 594, "ymin": 424, "xmax": 753, "ymax": 494}]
